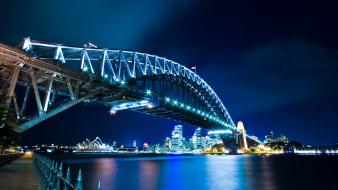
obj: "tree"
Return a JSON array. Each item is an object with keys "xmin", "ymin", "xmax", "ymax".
[
  {"xmin": 288, "ymin": 141, "xmax": 302, "ymax": 148},
  {"xmin": 0, "ymin": 96, "xmax": 20, "ymax": 154}
]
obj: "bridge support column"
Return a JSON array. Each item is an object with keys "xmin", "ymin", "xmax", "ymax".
[
  {"xmin": 0, "ymin": 66, "xmax": 20, "ymax": 128},
  {"xmin": 20, "ymin": 86, "xmax": 30, "ymax": 116},
  {"xmin": 4, "ymin": 66, "xmax": 20, "ymax": 105},
  {"xmin": 30, "ymin": 71, "xmax": 44, "ymax": 115},
  {"xmin": 13, "ymin": 94, "xmax": 20, "ymax": 119},
  {"xmin": 43, "ymin": 77, "xmax": 54, "ymax": 112},
  {"xmin": 66, "ymin": 78, "xmax": 76, "ymax": 100}
]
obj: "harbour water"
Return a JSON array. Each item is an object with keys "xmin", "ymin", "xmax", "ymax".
[{"xmin": 53, "ymin": 154, "xmax": 338, "ymax": 190}]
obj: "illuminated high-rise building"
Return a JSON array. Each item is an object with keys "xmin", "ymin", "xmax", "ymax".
[
  {"xmin": 192, "ymin": 127, "xmax": 202, "ymax": 149},
  {"xmin": 164, "ymin": 137, "xmax": 172, "ymax": 150},
  {"xmin": 133, "ymin": 140, "xmax": 137, "ymax": 147},
  {"xmin": 171, "ymin": 125, "xmax": 183, "ymax": 151}
]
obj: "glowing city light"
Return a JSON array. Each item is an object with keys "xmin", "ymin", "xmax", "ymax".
[
  {"xmin": 109, "ymin": 109, "xmax": 117, "ymax": 115},
  {"xmin": 147, "ymin": 103, "xmax": 153, "ymax": 109},
  {"xmin": 208, "ymin": 130, "xmax": 233, "ymax": 135},
  {"xmin": 165, "ymin": 97, "xmax": 170, "ymax": 102},
  {"xmin": 120, "ymin": 80, "xmax": 126, "ymax": 85},
  {"xmin": 83, "ymin": 67, "xmax": 89, "ymax": 72}
]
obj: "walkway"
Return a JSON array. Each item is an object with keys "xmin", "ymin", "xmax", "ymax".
[{"xmin": 0, "ymin": 157, "xmax": 40, "ymax": 190}]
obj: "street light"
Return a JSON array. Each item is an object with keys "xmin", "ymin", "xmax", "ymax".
[{"xmin": 109, "ymin": 109, "xmax": 117, "ymax": 116}]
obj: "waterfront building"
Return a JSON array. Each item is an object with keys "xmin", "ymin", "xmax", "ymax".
[
  {"xmin": 265, "ymin": 131, "xmax": 274, "ymax": 143},
  {"xmin": 192, "ymin": 127, "xmax": 202, "ymax": 149},
  {"xmin": 205, "ymin": 134, "xmax": 222, "ymax": 148},
  {"xmin": 143, "ymin": 142, "xmax": 149, "ymax": 151},
  {"xmin": 164, "ymin": 137, "xmax": 172, "ymax": 150},
  {"xmin": 171, "ymin": 125, "xmax": 184, "ymax": 151}
]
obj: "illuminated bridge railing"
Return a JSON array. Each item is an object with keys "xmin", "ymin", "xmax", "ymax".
[{"xmin": 34, "ymin": 154, "xmax": 102, "ymax": 190}]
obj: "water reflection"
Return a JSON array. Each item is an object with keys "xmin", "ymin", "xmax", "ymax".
[
  {"xmin": 60, "ymin": 155, "xmax": 337, "ymax": 190},
  {"xmin": 260, "ymin": 156, "xmax": 276, "ymax": 190},
  {"xmin": 92, "ymin": 158, "xmax": 116, "ymax": 189},
  {"xmin": 138, "ymin": 161, "xmax": 159, "ymax": 190}
]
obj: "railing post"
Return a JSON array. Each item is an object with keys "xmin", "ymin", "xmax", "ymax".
[
  {"xmin": 74, "ymin": 169, "xmax": 83, "ymax": 190},
  {"xmin": 48, "ymin": 160, "xmax": 54, "ymax": 189},
  {"xmin": 56, "ymin": 162, "xmax": 62, "ymax": 190},
  {"xmin": 97, "ymin": 180, "xmax": 102, "ymax": 190},
  {"xmin": 52, "ymin": 162, "xmax": 58, "ymax": 189},
  {"xmin": 63, "ymin": 167, "xmax": 71, "ymax": 190}
]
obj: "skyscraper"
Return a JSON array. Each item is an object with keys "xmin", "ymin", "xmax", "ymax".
[
  {"xmin": 171, "ymin": 125, "xmax": 183, "ymax": 151},
  {"xmin": 164, "ymin": 137, "xmax": 172, "ymax": 150},
  {"xmin": 192, "ymin": 127, "xmax": 202, "ymax": 149},
  {"xmin": 133, "ymin": 140, "xmax": 137, "ymax": 147}
]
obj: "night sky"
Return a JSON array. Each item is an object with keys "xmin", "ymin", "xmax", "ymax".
[{"xmin": 1, "ymin": 0, "xmax": 337, "ymax": 146}]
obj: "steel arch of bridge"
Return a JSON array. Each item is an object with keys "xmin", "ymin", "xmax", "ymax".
[
  {"xmin": 0, "ymin": 38, "xmax": 261, "ymax": 144},
  {"xmin": 22, "ymin": 38, "xmax": 236, "ymax": 129}
]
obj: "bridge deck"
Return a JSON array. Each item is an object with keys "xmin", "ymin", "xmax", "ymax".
[{"xmin": 0, "ymin": 157, "xmax": 40, "ymax": 190}]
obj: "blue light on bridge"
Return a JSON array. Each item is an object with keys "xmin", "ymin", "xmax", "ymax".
[
  {"xmin": 145, "ymin": 89, "xmax": 152, "ymax": 96},
  {"xmin": 83, "ymin": 66, "xmax": 89, "ymax": 72},
  {"xmin": 163, "ymin": 97, "xmax": 228, "ymax": 127},
  {"xmin": 120, "ymin": 80, "xmax": 126, "ymax": 85}
]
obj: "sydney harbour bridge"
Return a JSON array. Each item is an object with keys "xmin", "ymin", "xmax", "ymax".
[{"xmin": 0, "ymin": 38, "xmax": 260, "ymax": 148}]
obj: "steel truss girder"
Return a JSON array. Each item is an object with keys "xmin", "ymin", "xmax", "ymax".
[
  {"xmin": 0, "ymin": 40, "xmax": 262, "ymax": 144},
  {"xmin": 21, "ymin": 38, "xmax": 235, "ymax": 127}
]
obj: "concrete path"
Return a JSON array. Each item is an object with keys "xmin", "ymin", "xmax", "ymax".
[{"xmin": 0, "ymin": 158, "xmax": 40, "ymax": 190}]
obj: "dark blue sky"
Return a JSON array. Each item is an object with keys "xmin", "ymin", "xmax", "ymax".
[{"xmin": 1, "ymin": 0, "xmax": 337, "ymax": 146}]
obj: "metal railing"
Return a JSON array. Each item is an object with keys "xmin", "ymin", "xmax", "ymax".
[{"xmin": 34, "ymin": 154, "xmax": 102, "ymax": 190}]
